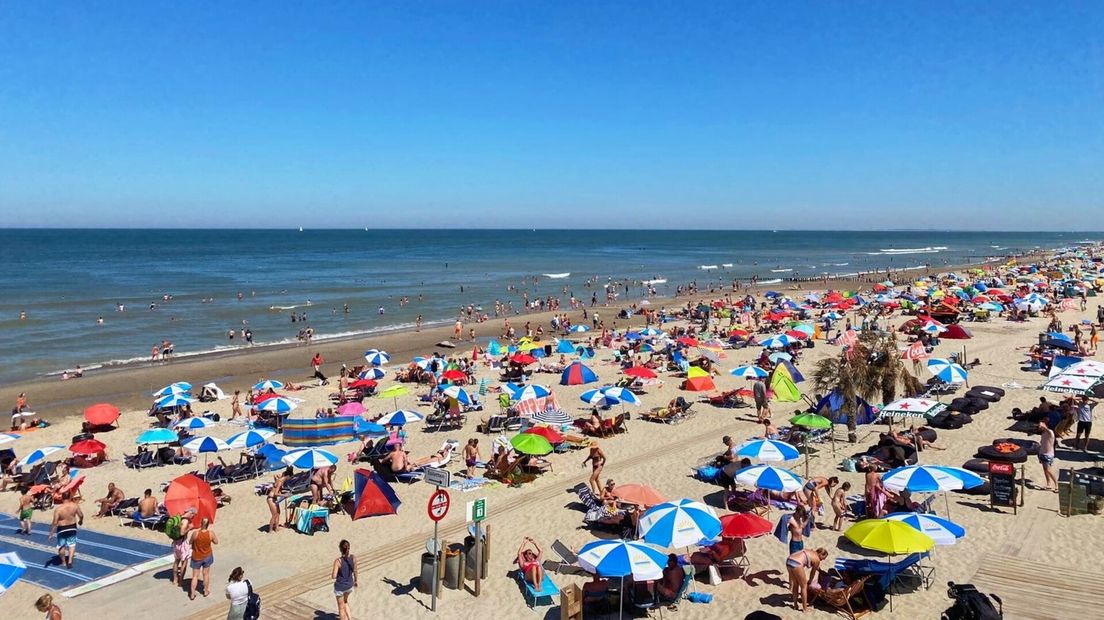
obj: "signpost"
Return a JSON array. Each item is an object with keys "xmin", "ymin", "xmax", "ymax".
[
  {"xmin": 428, "ymin": 489, "xmax": 450, "ymax": 611},
  {"xmin": 988, "ymin": 461, "xmax": 1017, "ymax": 513},
  {"xmin": 425, "ymin": 467, "xmax": 451, "ymax": 489}
]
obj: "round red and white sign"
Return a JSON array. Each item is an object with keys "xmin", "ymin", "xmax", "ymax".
[{"xmin": 428, "ymin": 489, "xmax": 450, "ymax": 522}]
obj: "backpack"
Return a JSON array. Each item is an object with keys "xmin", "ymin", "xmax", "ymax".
[
  {"xmin": 244, "ymin": 580, "xmax": 261, "ymax": 620},
  {"xmin": 165, "ymin": 515, "xmax": 184, "ymax": 540},
  {"xmin": 942, "ymin": 582, "xmax": 1002, "ymax": 620}
]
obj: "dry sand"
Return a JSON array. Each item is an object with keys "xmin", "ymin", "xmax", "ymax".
[{"xmin": 5, "ymin": 261, "xmax": 1099, "ymax": 620}]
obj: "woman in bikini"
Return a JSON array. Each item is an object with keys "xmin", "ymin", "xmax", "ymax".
[
  {"xmin": 516, "ymin": 538, "xmax": 544, "ymax": 587},
  {"xmin": 267, "ymin": 466, "xmax": 292, "ymax": 533},
  {"xmin": 785, "ymin": 547, "xmax": 828, "ymax": 613},
  {"xmin": 581, "ymin": 443, "xmax": 606, "ymax": 495}
]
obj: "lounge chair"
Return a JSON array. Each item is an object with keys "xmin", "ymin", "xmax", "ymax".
[
  {"xmin": 542, "ymin": 539, "xmax": 588, "ymax": 576},
  {"xmin": 517, "ymin": 571, "xmax": 559, "ymax": 607},
  {"xmin": 835, "ymin": 552, "xmax": 932, "ymax": 593},
  {"xmin": 641, "ymin": 406, "xmax": 683, "ymax": 424},
  {"xmin": 125, "ymin": 509, "xmax": 167, "ymax": 531},
  {"xmin": 812, "ymin": 570, "xmax": 873, "ymax": 620},
  {"xmin": 479, "ymin": 415, "xmax": 506, "ymax": 434}
]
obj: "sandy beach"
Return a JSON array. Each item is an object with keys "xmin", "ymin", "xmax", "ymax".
[{"xmin": 4, "ymin": 252, "xmax": 1102, "ymax": 620}]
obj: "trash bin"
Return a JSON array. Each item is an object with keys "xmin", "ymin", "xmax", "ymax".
[
  {"xmin": 464, "ymin": 535, "xmax": 488, "ymax": 580},
  {"xmin": 418, "ymin": 552, "xmax": 436, "ymax": 594},
  {"xmin": 443, "ymin": 545, "xmax": 463, "ymax": 590}
]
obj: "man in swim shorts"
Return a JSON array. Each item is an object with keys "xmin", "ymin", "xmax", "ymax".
[
  {"xmin": 48, "ymin": 493, "xmax": 83, "ymax": 568},
  {"xmin": 18, "ymin": 487, "xmax": 34, "ymax": 534}
]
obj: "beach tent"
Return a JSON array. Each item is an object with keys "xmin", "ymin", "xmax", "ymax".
[
  {"xmin": 556, "ymin": 339, "xmax": 577, "ymax": 354},
  {"xmin": 941, "ymin": 324, "xmax": 973, "ymax": 340},
  {"xmin": 770, "ymin": 371, "xmax": 802, "ymax": 402},
  {"xmin": 682, "ymin": 376, "xmax": 716, "ymax": 391},
  {"xmin": 775, "ymin": 359, "xmax": 805, "ymax": 383},
  {"xmin": 814, "ymin": 390, "xmax": 877, "ymax": 425},
  {"xmin": 351, "ymin": 469, "xmax": 401, "ymax": 520},
  {"xmin": 561, "ymin": 362, "xmax": 598, "ymax": 386}
]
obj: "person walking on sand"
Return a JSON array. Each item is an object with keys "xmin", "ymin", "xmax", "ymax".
[
  {"xmin": 17, "ymin": 487, "xmax": 34, "ymax": 534},
  {"xmin": 47, "ymin": 493, "xmax": 83, "ymax": 568},
  {"xmin": 35, "ymin": 594, "xmax": 63, "ymax": 620},
  {"xmin": 581, "ymin": 443, "xmax": 607, "ymax": 495},
  {"xmin": 1038, "ymin": 421, "xmax": 1058, "ymax": 491},
  {"xmin": 753, "ymin": 377, "xmax": 770, "ymax": 422},
  {"xmin": 267, "ymin": 467, "xmax": 291, "ymax": 533},
  {"xmin": 188, "ymin": 517, "xmax": 219, "ymax": 600},
  {"xmin": 1075, "ymin": 395, "xmax": 1097, "ymax": 452},
  {"xmin": 332, "ymin": 539, "xmax": 358, "ymax": 620},
  {"xmin": 170, "ymin": 508, "xmax": 196, "ymax": 586},
  {"xmin": 230, "ymin": 391, "xmax": 243, "ymax": 421},
  {"xmin": 224, "ymin": 566, "xmax": 250, "ymax": 620},
  {"xmin": 311, "ymin": 353, "xmax": 328, "ymax": 386}
]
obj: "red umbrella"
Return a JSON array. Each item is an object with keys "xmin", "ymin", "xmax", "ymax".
[
  {"xmin": 511, "ymin": 353, "xmax": 538, "ymax": 366},
  {"xmin": 69, "ymin": 438, "xmax": 107, "ymax": 456},
  {"xmin": 165, "ymin": 474, "xmax": 218, "ymax": 524},
  {"xmin": 348, "ymin": 379, "xmax": 377, "ymax": 389},
  {"xmin": 253, "ymin": 392, "xmax": 285, "ymax": 404},
  {"xmin": 83, "ymin": 403, "xmax": 119, "ymax": 426},
  {"xmin": 784, "ymin": 330, "xmax": 807, "ymax": 340},
  {"xmin": 440, "ymin": 370, "xmax": 467, "ymax": 382},
  {"xmin": 676, "ymin": 336, "xmax": 699, "ymax": 347},
  {"xmin": 623, "ymin": 366, "xmax": 657, "ymax": 379},
  {"xmin": 728, "ymin": 329, "xmax": 751, "ymax": 339},
  {"xmin": 720, "ymin": 512, "xmax": 773, "ymax": 539},
  {"xmin": 523, "ymin": 426, "xmax": 564, "ymax": 444}
]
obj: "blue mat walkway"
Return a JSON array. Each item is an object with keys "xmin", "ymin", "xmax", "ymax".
[{"xmin": 0, "ymin": 513, "xmax": 171, "ymax": 591}]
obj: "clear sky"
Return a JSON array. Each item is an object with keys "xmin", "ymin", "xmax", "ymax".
[{"xmin": 0, "ymin": 2, "xmax": 1101, "ymax": 229}]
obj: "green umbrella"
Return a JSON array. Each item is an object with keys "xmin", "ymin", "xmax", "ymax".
[
  {"xmin": 377, "ymin": 385, "xmax": 408, "ymax": 408},
  {"xmin": 510, "ymin": 433, "xmax": 553, "ymax": 456},
  {"xmin": 789, "ymin": 413, "xmax": 831, "ymax": 429}
]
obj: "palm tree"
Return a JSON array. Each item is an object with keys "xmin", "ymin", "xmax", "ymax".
[{"xmin": 812, "ymin": 332, "xmax": 923, "ymax": 442}]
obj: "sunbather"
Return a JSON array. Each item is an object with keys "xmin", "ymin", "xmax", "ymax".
[
  {"xmin": 138, "ymin": 488, "xmax": 158, "ymax": 518},
  {"xmin": 94, "ymin": 482, "xmax": 125, "ymax": 517},
  {"xmin": 657, "ymin": 554, "xmax": 693, "ymax": 610},
  {"xmin": 516, "ymin": 537, "xmax": 544, "ymax": 587}
]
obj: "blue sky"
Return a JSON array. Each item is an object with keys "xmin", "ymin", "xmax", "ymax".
[{"xmin": 0, "ymin": 2, "xmax": 1101, "ymax": 229}]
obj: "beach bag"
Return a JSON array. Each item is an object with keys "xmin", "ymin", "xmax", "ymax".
[
  {"xmin": 244, "ymin": 579, "xmax": 261, "ymax": 620},
  {"xmin": 707, "ymin": 564, "xmax": 722, "ymax": 586},
  {"xmin": 165, "ymin": 514, "xmax": 184, "ymax": 540},
  {"xmin": 696, "ymin": 465, "xmax": 720, "ymax": 482},
  {"xmin": 841, "ymin": 458, "xmax": 857, "ymax": 473}
]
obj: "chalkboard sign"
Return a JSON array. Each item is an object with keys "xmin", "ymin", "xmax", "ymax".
[{"xmin": 989, "ymin": 461, "xmax": 1017, "ymax": 510}]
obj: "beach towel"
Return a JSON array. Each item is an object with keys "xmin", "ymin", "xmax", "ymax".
[{"xmin": 772, "ymin": 513, "xmax": 812, "ymax": 545}]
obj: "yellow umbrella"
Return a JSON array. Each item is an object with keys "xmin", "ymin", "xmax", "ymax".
[
  {"xmin": 844, "ymin": 519, "xmax": 934, "ymax": 555},
  {"xmin": 687, "ymin": 366, "xmax": 710, "ymax": 379},
  {"xmin": 377, "ymin": 385, "xmax": 408, "ymax": 408}
]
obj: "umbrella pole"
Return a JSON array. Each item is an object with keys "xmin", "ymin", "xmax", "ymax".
[
  {"xmin": 944, "ymin": 491, "xmax": 951, "ymax": 519},
  {"xmin": 620, "ymin": 575, "xmax": 624, "ymax": 620}
]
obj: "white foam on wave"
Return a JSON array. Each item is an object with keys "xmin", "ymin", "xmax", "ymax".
[
  {"xmin": 699, "ymin": 265, "xmax": 718, "ymax": 270},
  {"xmin": 542, "ymin": 273, "xmax": 571, "ymax": 279},
  {"xmin": 643, "ymin": 278, "xmax": 667, "ymax": 285},
  {"xmin": 770, "ymin": 268, "xmax": 792, "ymax": 273},
  {"xmin": 757, "ymin": 278, "xmax": 783, "ymax": 284},
  {"xmin": 866, "ymin": 246, "xmax": 947, "ymax": 256}
]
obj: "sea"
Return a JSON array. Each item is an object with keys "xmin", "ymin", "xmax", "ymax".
[{"xmin": 0, "ymin": 229, "xmax": 1095, "ymax": 385}]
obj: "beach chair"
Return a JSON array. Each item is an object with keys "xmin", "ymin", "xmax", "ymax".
[
  {"xmin": 543, "ymin": 539, "xmax": 587, "ymax": 576},
  {"xmin": 629, "ymin": 580, "xmax": 657, "ymax": 616},
  {"xmin": 503, "ymin": 416, "xmax": 524, "ymax": 431},
  {"xmin": 813, "ymin": 570, "xmax": 873, "ymax": 620},
  {"xmin": 641, "ymin": 407, "xmax": 682, "ymax": 424},
  {"xmin": 518, "ymin": 571, "xmax": 560, "ymax": 607},
  {"xmin": 126, "ymin": 509, "xmax": 167, "ymax": 531},
  {"xmin": 480, "ymin": 415, "xmax": 506, "ymax": 434},
  {"xmin": 424, "ymin": 411, "xmax": 448, "ymax": 433},
  {"xmin": 835, "ymin": 552, "xmax": 932, "ymax": 594},
  {"xmin": 295, "ymin": 504, "xmax": 330, "ymax": 535}
]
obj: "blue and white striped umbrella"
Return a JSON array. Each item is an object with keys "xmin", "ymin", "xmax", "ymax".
[
  {"xmin": 281, "ymin": 448, "xmax": 338, "ymax": 469},
  {"xmin": 17, "ymin": 445, "xmax": 64, "ymax": 468},
  {"xmin": 254, "ymin": 397, "xmax": 297, "ymax": 414},
  {"xmin": 358, "ymin": 367, "xmax": 387, "ymax": 380},
  {"xmin": 511, "ymin": 384, "xmax": 552, "ymax": 402},
  {"xmin": 155, "ymin": 394, "xmax": 195, "ymax": 409},
  {"xmin": 601, "ymin": 387, "xmax": 641, "ymax": 406},
  {"xmin": 174, "ymin": 417, "xmax": 215, "ymax": 430},
  {"xmin": 734, "ymin": 464, "xmax": 804, "ymax": 492},
  {"xmin": 882, "ymin": 465, "xmax": 983, "ymax": 492},
  {"xmin": 153, "ymin": 383, "xmax": 191, "ymax": 397},
  {"xmin": 532, "ymin": 409, "xmax": 573, "ymax": 425},
  {"xmin": 580, "ymin": 389, "xmax": 619, "ymax": 407},
  {"xmin": 226, "ymin": 428, "xmax": 276, "ymax": 449},
  {"xmin": 442, "ymin": 385, "xmax": 472, "ymax": 405},
  {"xmin": 252, "ymin": 379, "xmax": 284, "ymax": 391},
  {"xmin": 825, "ymin": 311, "xmax": 843, "ymax": 320},
  {"xmin": 412, "ymin": 357, "xmax": 432, "ymax": 370},
  {"xmin": 730, "ymin": 365, "xmax": 769, "ymax": 379},
  {"xmin": 735, "ymin": 439, "xmax": 801, "ymax": 462},
  {"xmin": 577, "ymin": 539, "xmax": 667, "ymax": 580},
  {"xmin": 0, "ymin": 433, "xmax": 20, "ymax": 446},
  {"xmin": 926, "ymin": 359, "xmax": 968, "ymax": 384},
  {"xmin": 182, "ymin": 436, "xmax": 231, "ymax": 454},
  {"xmin": 136, "ymin": 428, "xmax": 179, "ymax": 445},
  {"xmin": 0, "ymin": 551, "xmax": 28, "ymax": 596},
  {"xmin": 364, "ymin": 349, "xmax": 391, "ymax": 365},
  {"xmin": 568, "ymin": 324, "xmax": 591, "ymax": 333},
  {"xmin": 638, "ymin": 499, "xmax": 722, "ymax": 548},
  {"xmin": 639, "ymin": 327, "xmax": 662, "ymax": 336},
  {"xmin": 885, "ymin": 512, "xmax": 966, "ymax": 546},
  {"xmin": 760, "ymin": 334, "xmax": 797, "ymax": 349},
  {"xmin": 376, "ymin": 409, "xmax": 424, "ymax": 426}
]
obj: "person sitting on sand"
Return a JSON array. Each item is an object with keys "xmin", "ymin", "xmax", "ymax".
[
  {"xmin": 94, "ymin": 482, "xmax": 125, "ymax": 517},
  {"xmin": 138, "ymin": 488, "xmax": 158, "ymax": 518},
  {"xmin": 581, "ymin": 408, "xmax": 603, "ymax": 434},
  {"xmin": 516, "ymin": 538, "xmax": 544, "ymax": 587},
  {"xmin": 761, "ymin": 418, "xmax": 781, "ymax": 440}
]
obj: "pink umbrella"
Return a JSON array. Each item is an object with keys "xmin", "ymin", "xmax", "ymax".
[{"xmin": 337, "ymin": 402, "xmax": 366, "ymax": 416}]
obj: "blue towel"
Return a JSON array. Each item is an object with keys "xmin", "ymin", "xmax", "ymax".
[{"xmin": 773, "ymin": 512, "xmax": 812, "ymax": 545}]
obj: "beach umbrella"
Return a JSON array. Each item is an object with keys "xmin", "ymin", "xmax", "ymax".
[
  {"xmin": 442, "ymin": 385, "xmax": 473, "ymax": 405},
  {"xmin": 531, "ymin": 409, "xmax": 572, "ymax": 425},
  {"xmin": 901, "ymin": 341, "xmax": 928, "ymax": 361},
  {"xmin": 623, "ymin": 366, "xmax": 657, "ymax": 379},
  {"xmin": 580, "ymin": 389, "xmax": 619, "ymax": 407},
  {"xmin": 376, "ymin": 409, "xmax": 424, "ymax": 426},
  {"xmin": 613, "ymin": 483, "xmax": 666, "ymax": 508},
  {"xmin": 735, "ymin": 439, "xmax": 801, "ymax": 462},
  {"xmin": 17, "ymin": 445, "xmax": 63, "ymax": 468},
  {"xmin": 182, "ymin": 435, "xmax": 231, "ymax": 454},
  {"xmin": 760, "ymin": 334, "xmax": 796, "ymax": 349},
  {"xmin": 68, "ymin": 438, "xmax": 106, "ymax": 456},
  {"xmin": 719, "ymin": 512, "xmax": 773, "ymax": 539},
  {"xmin": 252, "ymin": 379, "xmax": 284, "ymax": 391},
  {"xmin": 579, "ymin": 539, "xmax": 667, "ymax": 581},
  {"xmin": 155, "ymin": 394, "xmax": 195, "ymax": 409},
  {"xmin": 522, "ymin": 426, "xmax": 563, "ymax": 444},
  {"xmin": 153, "ymin": 382, "xmax": 191, "ymax": 397},
  {"xmin": 730, "ymin": 365, "xmax": 769, "ymax": 379},
  {"xmin": 226, "ymin": 429, "xmax": 276, "ymax": 449},
  {"xmin": 0, "ymin": 551, "xmax": 27, "ymax": 596},
  {"xmin": 336, "ymin": 402, "xmax": 366, "ymax": 416},
  {"xmin": 0, "ymin": 434, "xmax": 19, "ymax": 446},
  {"xmin": 1041, "ymin": 374, "xmax": 1104, "ymax": 396},
  {"xmin": 602, "ymin": 387, "xmax": 641, "ymax": 405},
  {"xmin": 83, "ymin": 403, "xmax": 120, "ymax": 427},
  {"xmin": 561, "ymin": 362, "xmax": 599, "ymax": 386},
  {"xmin": 509, "ymin": 433, "xmax": 553, "ymax": 456},
  {"xmin": 354, "ymin": 419, "xmax": 388, "ymax": 437},
  {"xmin": 882, "ymin": 465, "xmax": 984, "ymax": 493},
  {"xmin": 639, "ymin": 327, "xmax": 662, "ymax": 336},
  {"xmin": 1054, "ymin": 360, "xmax": 1104, "ymax": 379},
  {"xmin": 926, "ymin": 359, "xmax": 968, "ymax": 384},
  {"xmin": 377, "ymin": 384, "xmax": 409, "ymax": 408},
  {"xmin": 363, "ymin": 349, "xmax": 391, "ymax": 365},
  {"xmin": 638, "ymin": 499, "xmax": 721, "ymax": 548},
  {"xmin": 878, "ymin": 398, "xmax": 947, "ymax": 420},
  {"xmin": 359, "ymin": 367, "xmax": 387, "ymax": 380},
  {"xmin": 845, "ymin": 519, "xmax": 934, "ymax": 555},
  {"xmin": 511, "ymin": 353, "xmax": 539, "ymax": 366},
  {"xmin": 439, "ymin": 369, "xmax": 467, "ymax": 383},
  {"xmin": 568, "ymin": 324, "xmax": 591, "ymax": 333},
  {"xmin": 136, "ymin": 428, "xmax": 179, "ymax": 445},
  {"xmin": 254, "ymin": 396, "xmax": 297, "ymax": 414},
  {"xmin": 511, "ymin": 384, "xmax": 552, "ymax": 402},
  {"xmin": 885, "ymin": 512, "xmax": 965, "ymax": 546},
  {"xmin": 174, "ymin": 417, "xmax": 216, "ymax": 430},
  {"xmin": 282, "ymin": 448, "xmax": 338, "ymax": 469},
  {"xmin": 789, "ymin": 413, "xmax": 832, "ymax": 429},
  {"xmin": 165, "ymin": 473, "xmax": 218, "ymax": 524},
  {"xmin": 624, "ymin": 332, "xmax": 643, "ymax": 342},
  {"xmin": 734, "ymin": 464, "xmax": 803, "ymax": 492}
]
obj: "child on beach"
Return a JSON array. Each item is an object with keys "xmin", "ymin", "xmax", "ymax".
[{"xmin": 831, "ymin": 481, "xmax": 852, "ymax": 531}]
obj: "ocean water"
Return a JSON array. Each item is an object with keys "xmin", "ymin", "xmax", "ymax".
[{"xmin": 0, "ymin": 229, "xmax": 1093, "ymax": 385}]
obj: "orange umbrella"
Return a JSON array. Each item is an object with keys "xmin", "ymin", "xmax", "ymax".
[
  {"xmin": 523, "ymin": 426, "xmax": 564, "ymax": 444},
  {"xmin": 83, "ymin": 403, "xmax": 120, "ymax": 426},
  {"xmin": 164, "ymin": 474, "xmax": 218, "ymax": 524},
  {"xmin": 613, "ymin": 483, "xmax": 665, "ymax": 508}
]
